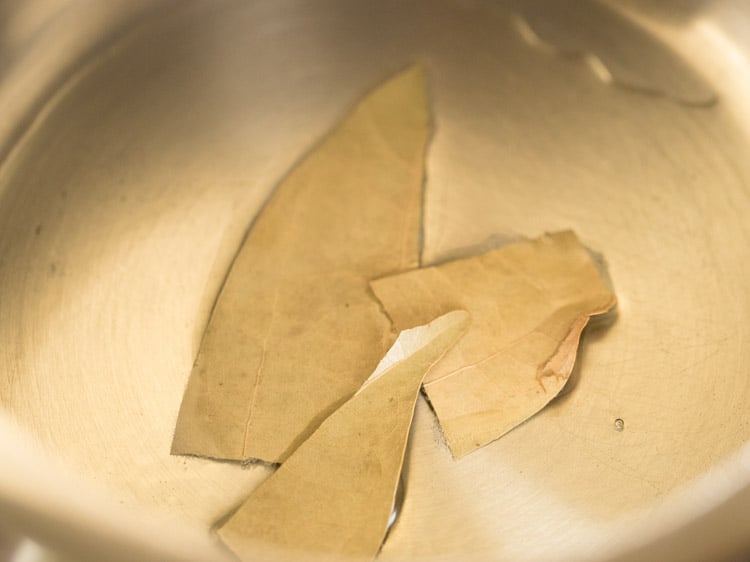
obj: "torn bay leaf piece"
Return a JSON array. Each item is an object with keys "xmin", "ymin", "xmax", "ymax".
[
  {"xmin": 218, "ymin": 311, "xmax": 470, "ymax": 562},
  {"xmin": 370, "ymin": 231, "xmax": 616, "ymax": 458},
  {"xmin": 172, "ymin": 64, "xmax": 431, "ymax": 463}
]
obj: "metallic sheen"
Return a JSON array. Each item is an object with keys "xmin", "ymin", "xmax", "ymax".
[{"xmin": 2, "ymin": 1, "xmax": 750, "ymax": 560}]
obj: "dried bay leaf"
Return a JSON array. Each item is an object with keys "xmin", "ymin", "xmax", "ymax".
[
  {"xmin": 218, "ymin": 311, "xmax": 470, "ymax": 562},
  {"xmin": 370, "ymin": 231, "xmax": 616, "ymax": 458},
  {"xmin": 171, "ymin": 65, "xmax": 430, "ymax": 463}
]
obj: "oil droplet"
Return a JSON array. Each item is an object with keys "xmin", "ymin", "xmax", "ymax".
[{"xmin": 614, "ymin": 418, "xmax": 624, "ymax": 432}]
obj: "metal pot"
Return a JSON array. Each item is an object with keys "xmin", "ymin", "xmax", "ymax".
[{"xmin": 2, "ymin": 1, "xmax": 750, "ymax": 560}]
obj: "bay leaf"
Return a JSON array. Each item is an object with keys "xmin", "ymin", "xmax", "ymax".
[
  {"xmin": 172, "ymin": 65, "xmax": 430, "ymax": 463},
  {"xmin": 370, "ymin": 230, "xmax": 616, "ymax": 458},
  {"xmin": 218, "ymin": 311, "xmax": 470, "ymax": 562}
]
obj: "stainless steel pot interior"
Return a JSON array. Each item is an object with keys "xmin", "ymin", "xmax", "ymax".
[{"xmin": 2, "ymin": 1, "xmax": 750, "ymax": 560}]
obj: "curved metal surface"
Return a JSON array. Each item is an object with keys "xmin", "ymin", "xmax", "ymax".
[
  {"xmin": 0, "ymin": 0, "xmax": 169, "ymax": 167},
  {"xmin": 1, "ymin": 0, "xmax": 750, "ymax": 560}
]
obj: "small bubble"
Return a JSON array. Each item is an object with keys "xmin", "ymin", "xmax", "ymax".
[{"xmin": 614, "ymin": 418, "xmax": 624, "ymax": 432}]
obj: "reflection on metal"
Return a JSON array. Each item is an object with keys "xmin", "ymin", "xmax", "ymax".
[
  {"xmin": 0, "ymin": 0, "xmax": 171, "ymax": 168},
  {"xmin": 387, "ymin": 475, "xmax": 406, "ymax": 533},
  {"xmin": 514, "ymin": 0, "xmax": 716, "ymax": 106},
  {"xmin": 1, "ymin": 0, "xmax": 750, "ymax": 561}
]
